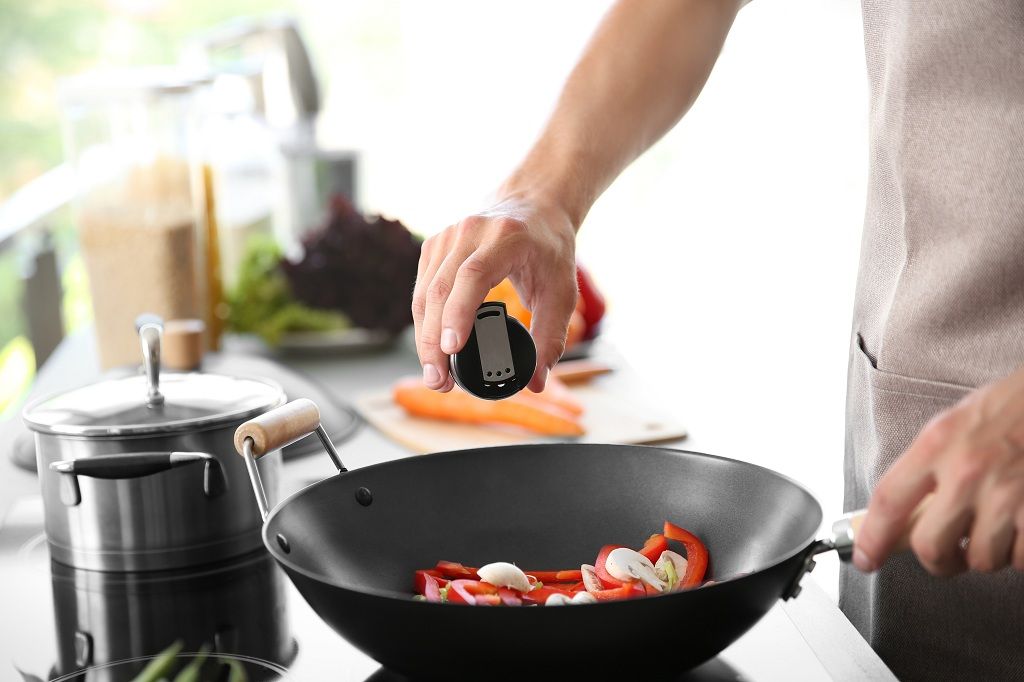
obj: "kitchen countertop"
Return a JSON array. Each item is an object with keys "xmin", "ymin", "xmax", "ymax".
[{"xmin": 0, "ymin": 328, "xmax": 895, "ymax": 681}]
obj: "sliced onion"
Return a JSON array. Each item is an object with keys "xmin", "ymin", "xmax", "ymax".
[
  {"xmin": 655, "ymin": 550, "xmax": 688, "ymax": 590},
  {"xmin": 571, "ymin": 591, "xmax": 598, "ymax": 605}
]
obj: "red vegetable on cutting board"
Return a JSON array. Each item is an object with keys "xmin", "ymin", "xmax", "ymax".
[{"xmin": 575, "ymin": 263, "xmax": 607, "ymax": 340}]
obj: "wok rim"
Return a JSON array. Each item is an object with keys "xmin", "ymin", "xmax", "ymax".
[{"xmin": 261, "ymin": 443, "xmax": 824, "ymax": 607}]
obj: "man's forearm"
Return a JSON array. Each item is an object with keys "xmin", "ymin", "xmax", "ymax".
[{"xmin": 500, "ymin": 0, "xmax": 743, "ymax": 229}]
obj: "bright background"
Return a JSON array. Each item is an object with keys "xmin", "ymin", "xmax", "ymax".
[{"xmin": 0, "ymin": 0, "xmax": 868, "ymax": 595}]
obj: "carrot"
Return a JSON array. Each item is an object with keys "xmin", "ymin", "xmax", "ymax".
[
  {"xmin": 393, "ymin": 378, "xmax": 584, "ymax": 436},
  {"xmin": 513, "ymin": 375, "xmax": 584, "ymax": 417}
]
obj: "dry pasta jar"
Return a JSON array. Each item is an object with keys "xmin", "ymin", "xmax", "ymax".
[{"xmin": 59, "ymin": 68, "xmax": 223, "ymax": 368}]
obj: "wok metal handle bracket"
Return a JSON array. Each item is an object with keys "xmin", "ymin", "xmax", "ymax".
[
  {"xmin": 50, "ymin": 452, "xmax": 226, "ymax": 507},
  {"xmin": 241, "ymin": 424, "xmax": 343, "ymax": 522},
  {"xmin": 235, "ymin": 399, "xmax": 346, "ymax": 522},
  {"xmin": 782, "ymin": 539, "xmax": 834, "ymax": 600},
  {"xmin": 782, "ymin": 511, "xmax": 867, "ymax": 600}
]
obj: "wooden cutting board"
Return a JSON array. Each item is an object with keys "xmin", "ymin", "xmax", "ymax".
[{"xmin": 355, "ymin": 371, "xmax": 687, "ymax": 454}]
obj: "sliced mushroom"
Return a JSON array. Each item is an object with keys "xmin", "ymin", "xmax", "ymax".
[
  {"xmin": 477, "ymin": 562, "xmax": 532, "ymax": 593},
  {"xmin": 605, "ymin": 547, "xmax": 667, "ymax": 592},
  {"xmin": 580, "ymin": 564, "xmax": 603, "ymax": 593}
]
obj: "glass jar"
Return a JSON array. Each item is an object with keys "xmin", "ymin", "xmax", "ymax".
[{"xmin": 59, "ymin": 68, "xmax": 223, "ymax": 368}]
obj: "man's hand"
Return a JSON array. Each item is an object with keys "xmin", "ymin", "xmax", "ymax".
[
  {"xmin": 412, "ymin": 196, "xmax": 578, "ymax": 394},
  {"xmin": 410, "ymin": 0, "xmax": 744, "ymax": 391},
  {"xmin": 855, "ymin": 367, "xmax": 1024, "ymax": 575}
]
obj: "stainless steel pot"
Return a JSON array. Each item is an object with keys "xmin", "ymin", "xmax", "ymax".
[
  {"xmin": 50, "ymin": 551, "xmax": 296, "ymax": 681},
  {"xmin": 23, "ymin": 318, "xmax": 285, "ymax": 571}
]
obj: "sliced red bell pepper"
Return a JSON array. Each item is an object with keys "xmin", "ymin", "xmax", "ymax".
[
  {"xmin": 521, "ymin": 586, "xmax": 575, "ymax": 605},
  {"xmin": 590, "ymin": 581, "xmax": 643, "ymax": 602},
  {"xmin": 414, "ymin": 570, "xmax": 443, "ymax": 602},
  {"xmin": 445, "ymin": 578, "xmax": 503, "ymax": 606},
  {"xmin": 523, "ymin": 570, "xmax": 584, "ymax": 583},
  {"xmin": 435, "ymin": 561, "xmax": 479, "ymax": 579},
  {"xmin": 568, "ymin": 581, "xmax": 586, "ymax": 592},
  {"xmin": 498, "ymin": 587, "xmax": 522, "ymax": 606},
  {"xmin": 475, "ymin": 593, "xmax": 502, "ymax": 606},
  {"xmin": 446, "ymin": 579, "xmax": 477, "ymax": 605},
  {"xmin": 594, "ymin": 544, "xmax": 628, "ymax": 588},
  {"xmin": 663, "ymin": 521, "xmax": 709, "ymax": 587},
  {"xmin": 539, "ymin": 582, "xmax": 583, "ymax": 593},
  {"xmin": 639, "ymin": 534, "xmax": 669, "ymax": 564},
  {"xmin": 462, "ymin": 580, "xmax": 499, "ymax": 596}
]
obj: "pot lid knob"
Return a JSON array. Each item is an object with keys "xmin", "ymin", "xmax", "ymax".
[
  {"xmin": 136, "ymin": 313, "xmax": 164, "ymax": 407},
  {"xmin": 449, "ymin": 301, "xmax": 535, "ymax": 400}
]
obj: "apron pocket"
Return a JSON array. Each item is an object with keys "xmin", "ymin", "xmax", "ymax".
[
  {"xmin": 856, "ymin": 333, "xmax": 974, "ymax": 403},
  {"xmin": 848, "ymin": 332, "xmax": 975, "ymax": 499}
]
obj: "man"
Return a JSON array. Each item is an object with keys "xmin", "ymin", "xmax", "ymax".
[{"xmin": 411, "ymin": 1, "xmax": 1024, "ymax": 678}]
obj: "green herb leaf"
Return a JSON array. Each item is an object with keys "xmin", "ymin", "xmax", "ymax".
[{"xmin": 227, "ymin": 236, "xmax": 350, "ymax": 345}]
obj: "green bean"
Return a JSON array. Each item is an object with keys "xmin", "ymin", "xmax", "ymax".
[
  {"xmin": 172, "ymin": 645, "xmax": 210, "ymax": 682},
  {"xmin": 131, "ymin": 641, "xmax": 183, "ymax": 682}
]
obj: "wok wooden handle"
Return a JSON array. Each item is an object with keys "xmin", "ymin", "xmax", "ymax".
[
  {"xmin": 836, "ymin": 494, "xmax": 932, "ymax": 556},
  {"xmin": 234, "ymin": 398, "xmax": 321, "ymax": 458}
]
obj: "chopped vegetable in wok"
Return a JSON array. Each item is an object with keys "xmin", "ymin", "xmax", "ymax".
[{"xmin": 412, "ymin": 522, "xmax": 711, "ymax": 606}]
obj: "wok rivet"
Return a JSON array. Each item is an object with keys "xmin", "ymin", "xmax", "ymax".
[
  {"xmin": 355, "ymin": 487, "xmax": 373, "ymax": 506},
  {"xmin": 276, "ymin": 533, "xmax": 291, "ymax": 553},
  {"xmin": 791, "ymin": 584, "xmax": 803, "ymax": 598}
]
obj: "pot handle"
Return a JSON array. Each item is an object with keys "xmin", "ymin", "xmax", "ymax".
[
  {"xmin": 234, "ymin": 399, "xmax": 346, "ymax": 521},
  {"xmin": 783, "ymin": 496, "xmax": 930, "ymax": 599},
  {"xmin": 136, "ymin": 314, "xmax": 164, "ymax": 407},
  {"xmin": 50, "ymin": 452, "xmax": 226, "ymax": 507}
]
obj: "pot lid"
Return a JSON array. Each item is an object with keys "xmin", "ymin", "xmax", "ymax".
[{"xmin": 23, "ymin": 372, "xmax": 284, "ymax": 437}]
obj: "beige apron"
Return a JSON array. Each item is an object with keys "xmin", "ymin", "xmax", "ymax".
[{"xmin": 841, "ymin": 1, "xmax": 1024, "ymax": 679}]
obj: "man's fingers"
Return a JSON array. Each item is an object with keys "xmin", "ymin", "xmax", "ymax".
[
  {"xmin": 965, "ymin": 477, "xmax": 1023, "ymax": 572},
  {"xmin": 855, "ymin": 435, "xmax": 938, "ymax": 572},
  {"xmin": 908, "ymin": 488, "xmax": 972, "ymax": 576},
  {"xmin": 412, "ymin": 240, "xmax": 447, "ymax": 389},
  {"xmin": 906, "ymin": 431, "xmax": 987, "ymax": 575},
  {"xmin": 966, "ymin": 514, "xmax": 1016, "ymax": 573},
  {"xmin": 412, "ymin": 232, "xmax": 449, "ymax": 333},
  {"xmin": 440, "ymin": 248, "xmax": 512, "ymax": 357},
  {"xmin": 1013, "ymin": 527, "xmax": 1024, "ymax": 571},
  {"xmin": 525, "ymin": 281, "xmax": 578, "ymax": 393},
  {"xmin": 418, "ymin": 251, "xmax": 471, "ymax": 390}
]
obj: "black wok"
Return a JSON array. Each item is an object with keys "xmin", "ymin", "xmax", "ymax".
[{"xmin": 234, "ymin": 400, "xmax": 856, "ymax": 680}]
